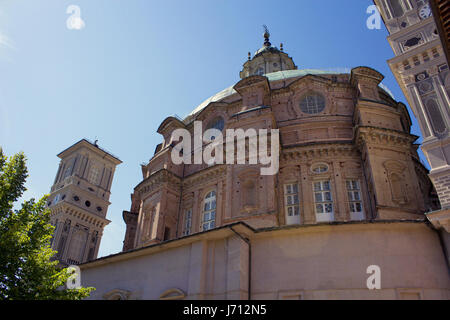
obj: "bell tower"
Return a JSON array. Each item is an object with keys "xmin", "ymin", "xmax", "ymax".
[
  {"xmin": 374, "ymin": 0, "xmax": 450, "ymax": 209},
  {"xmin": 48, "ymin": 139, "xmax": 122, "ymax": 265}
]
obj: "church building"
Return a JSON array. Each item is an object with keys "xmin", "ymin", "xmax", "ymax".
[{"xmin": 77, "ymin": 30, "xmax": 450, "ymax": 300}]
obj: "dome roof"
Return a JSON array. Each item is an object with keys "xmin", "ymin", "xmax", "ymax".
[
  {"xmin": 185, "ymin": 68, "xmax": 395, "ymax": 120},
  {"xmin": 186, "ymin": 69, "xmax": 342, "ymax": 118},
  {"xmin": 254, "ymin": 45, "xmax": 281, "ymax": 57}
]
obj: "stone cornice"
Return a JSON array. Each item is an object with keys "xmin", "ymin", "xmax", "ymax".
[
  {"xmin": 233, "ymin": 75, "xmax": 270, "ymax": 95},
  {"xmin": 281, "ymin": 142, "xmax": 358, "ymax": 161},
  {"xmin": 426, "ymin": 208, "xmax": 450, "ymax": 232},
  {"xmin": 182, "ymin": 165, "xmax": 227, "ymax": 188},
  {"xmin": 123, "ymin": 210, "xmax": 138, "ymax": 224},
  {"xmin": 355, "ymin": 126, "xmax": 418, "ymax": 149},
  {"xmin": 49, "ymin": 201, "xmax": 110, "ymax": 229},
  {"xmin": 387, "ymin": 39, "xmax": 442, "ymax": 66},
  {"xmin": 134, "ymin": 169, "xmax": 181, "ymax": 197}
]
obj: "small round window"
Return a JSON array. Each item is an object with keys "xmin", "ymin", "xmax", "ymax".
[{"xmin": 299, "ymin": 93, "xmax": 326, "ymax": 114}]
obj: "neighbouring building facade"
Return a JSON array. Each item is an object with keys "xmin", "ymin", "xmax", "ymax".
[
  {"xmin": 48, "ymin": 139, "xmax": 122, "ymax": 266},
  {"xmin": 79, "ymin": 31, "xmax": 450, "ymax": 300},
  {"xmin": 373, "ymin": 0, "xmax": 450, "ymax": 210}
]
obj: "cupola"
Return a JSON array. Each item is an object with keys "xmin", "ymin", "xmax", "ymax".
[{"xmin": 239, "ymin": 26, "xmax": 297, "ymax": 79}]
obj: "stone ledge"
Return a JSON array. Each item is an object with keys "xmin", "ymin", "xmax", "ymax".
[{"xmin": 426, "ymin": 208, "xmax": 450, "ymax": 232}]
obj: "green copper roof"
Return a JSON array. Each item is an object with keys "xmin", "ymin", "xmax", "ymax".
[
  {"xmin": 186, "ymin": 68, "xmax": 394, "ymax": 118},
  {"xmin": 186, "ymin": 69, "xmax": 344, "ymax": 118}
]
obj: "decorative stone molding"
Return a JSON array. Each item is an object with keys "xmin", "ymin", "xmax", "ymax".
[
  {"xmin": 49, "ymin": 202, "xmax": 110, "ymax": 229},
  {"xmin": 426, "ymin": 208, "xmax": 450, "ymax": 232},
  {"xmin": 355, "ymin": 126, "xmax": 417, "ymax": 149},
  {"xmin": 281, "ymin": 143, "xmax": 358, "ymax": 162},
  {"xmin": 103, "ymin": 289, "xmax": 131, "ymax": 300},
  {"xmin": 182, "ymin": 165, "xmax": 226, "ymax": 188},
  {"xmin": 383, "ymin": 160, "xmax": 409, "ymax": 205},
  {"xmin": 135, "ymin": 169, "xmax": 181, "ymax": 197},
  {"xmin": 159, "ymin": 288, "xmax": 186, "ymax": 300},
  {"xmin": 233, "ymin": 75, "xmax": 270, "ymax": 95}
]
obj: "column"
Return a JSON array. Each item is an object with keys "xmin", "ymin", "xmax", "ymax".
[
  {"xmin": 217, "ymin": 181, "xmax": 224, "ymax": 226},
  {"xmin": 51, "ymin": 220, "xmax": 65, "ymax": 250},
  {"xmin": 333, "ymin": 160, "xmax": 348, "ymax": 221},
  {"xmin": 301, "ymin": 166, "xmax": 314, "ymax": 224},
  {"xmin": 192, "ymin": 189, "xmax": 201, "ymax": 234},
  {"xmin": 62, "ymin": 225, "xmax": 76, "ymax": 263}
]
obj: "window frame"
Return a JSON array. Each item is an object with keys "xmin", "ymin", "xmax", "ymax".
[
  {"xmin": 88, "ymin": 166, "xmax": 101, "ymax": 185},
  {"xmin": 346, "ymin": 179, "xmax": 365, "ymax": 220},
  {"xmin": 299, "ymin": 93, "xmax": 326, "ymax": 115},
  {"xmin": 183, "ymin": 208, "xmax": 193, "ymax": 236},
  {"xmin": 382, "ymin": 0, "xmax": 411, "ymax": 19},
  {"xmin": 201, "ymin": 191, "xmax": 217, "ymax": 231},
  {"xmin": 284, "ymin": 183, "xmax": 300, "ymax": 220},
  {"xmin": 311, "ymin": 163, "xmax": 329, "ymax": 174},
  {"xmin": 313, "ymin": 180, "xmax": 334, "ymax": 222}
]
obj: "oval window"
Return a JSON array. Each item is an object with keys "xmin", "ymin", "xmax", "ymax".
[
  {"xmin": 312, "ymin": 163, "xmax": 329, "ymax": 174},
  {"xmin": 299, "ymin": 94, "xmax": 326, "ymax": 114}
]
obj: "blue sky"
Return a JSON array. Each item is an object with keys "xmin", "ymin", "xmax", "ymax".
[{"xmin": 0, "ymin": 0, "xmax": 429, "ymax": 258}]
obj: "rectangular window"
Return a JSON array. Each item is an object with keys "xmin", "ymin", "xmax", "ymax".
[
  {"xmin": 381, "ymin": 0, "xmax": 392, "ymax": 20},
  {"xmin": 432, "ymin": 48, "xmax": 439, "ymax": 58},
  {"xmin": 202, "ymin": 191, "xmax": 216, "ymax": 231},
  {"xmin": 88, "ymin": 167, "xmax": 100, "ymax": 185},
  {"xmin": 183, "ymin": 209, "xmax": 192, "ymax": 236},
  {"xmin": 403, "ymin": 60, "xmax": 411, "ymax": 70},
  {"xmin": 347, "ymin": 180, "xmax": 365, "ymax": 220},
  {"xmin": 314, "ymin": 180, "xmax": 334, "ymax": 222},
  {"xmin": 62, "ymin": 158, "xmax": 75, "ymax": 180},
  {"xmin": 284, "ymin": 184, "xmax": 300, "ymax": 225}
]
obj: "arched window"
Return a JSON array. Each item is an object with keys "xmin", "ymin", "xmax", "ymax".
[
  {"xmin": 426, "ymin": 99, "xmax": 446, "ymax": 135},
  {"xmin": 387, "ymin": 0, "xmax": 405, "ymax": 18},
  {"xmin": 206, "ymin": 116, "xmax": 225, "ymax": 132},
  {"xmin": 202, "ymin": 191, "xmax": 216, "ymax": 231},
  {"xmin": 206, "ymin": 116, "xmax": 225, "ymax": 141},
  {"xmin": 88, "ymin": 166, "xmax": 101, "ymax": 185},
  {"xmin": 68, "ymin": 229, "xmax": 87, "ymax": 263},
  {"xmin": 62, "ymin": 158, "xmax": 76, "ymax": 180}
]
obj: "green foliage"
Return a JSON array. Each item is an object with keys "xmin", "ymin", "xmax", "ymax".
[{"xmin": 0, "ymin": 148, "xmax": 95, "ymax": 300}]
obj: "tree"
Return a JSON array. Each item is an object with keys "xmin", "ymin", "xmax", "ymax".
[{"xmin": 0, "ymin": 148, "xmax": 94, "ymax": 299}]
